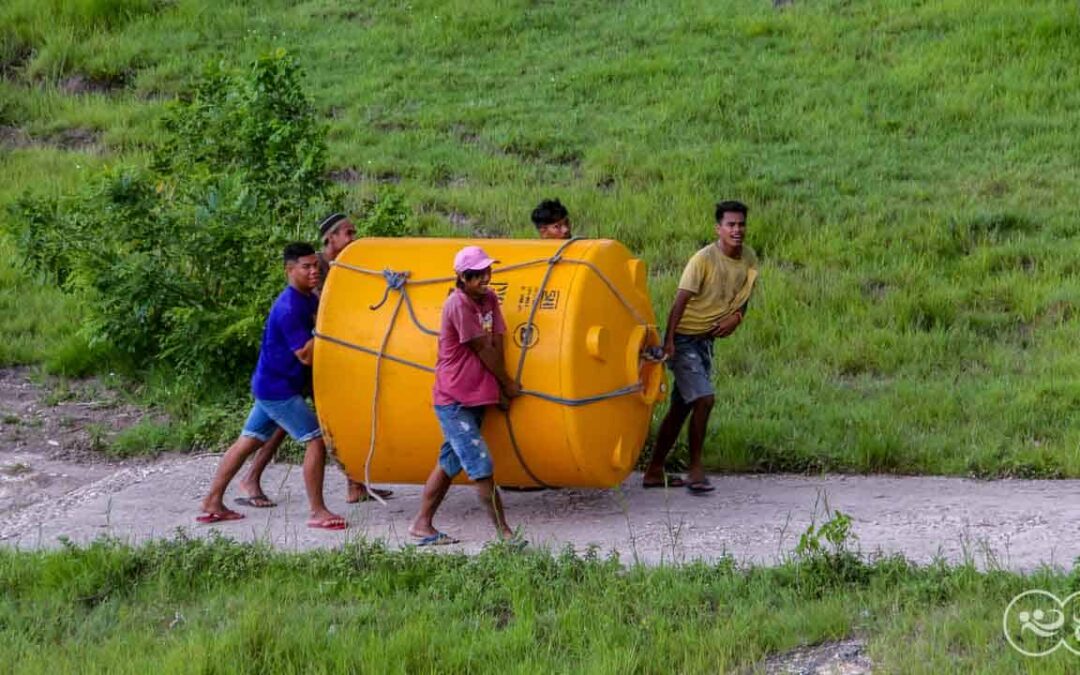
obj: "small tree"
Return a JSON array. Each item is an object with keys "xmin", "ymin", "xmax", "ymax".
[{"xmin": 7, "ymin": 50, "xmax": 406, "ymax": 390}]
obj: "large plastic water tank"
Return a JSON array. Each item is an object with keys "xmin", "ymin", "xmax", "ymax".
[{"xmin": 313, "ymin": 238, "xmax": 664, "ymax": 488}]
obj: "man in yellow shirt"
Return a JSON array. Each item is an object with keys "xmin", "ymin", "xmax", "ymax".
[{"xmin": 642, "ymin": 201, "xmax": 758, "ymax": 494}]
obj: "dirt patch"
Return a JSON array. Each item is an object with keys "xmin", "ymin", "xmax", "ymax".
[
  {"xmin": 59, "ymin": 72, "xmax": 129, "ymax": 96},
  {"xmin": 1037, "ymin": 300, "xmax": 1075, "ymax": 327},
  {"xmin": 0, "ymin": 126, "xmax": 32, "ymax": 150},
  {"xmin": 50, "ymin": 127, "xmax": 102, "ymax": 151},
  {"xmin": 0, "ymin": 125, "xmax": 103, "ymax": 152},
  {"xmin": 0, "ymin": 367, "xmax": 164, "ymax": 520},
  {"xmin": 419, "ymin": 202, "xmax": 496, "ymax": 237},
  {"xmin": 443, "ymin": 210, "xmax": 476, "ymax": 230},
  {"xmin": 310, "ymin": 7, "xmax": 373, "ymax": 25},
  {"xmin": 0, "ymin": 368, "xmax": 152, "ymax": 462},
  {"xmin": 860, "ymin": 279, "xmax": 889, "ymax": 301},
  {"xmin": 435, "ymin": 174, "xmax": 470, "ymax": 189},
  {"xmin": 328, "ymin": 167, "xmax": 363, "ymax": 184},
  {"xmin": 500, "ymin": 139, "xmax": 582, "ymax": 169},
  {"xmin": 773, "ymin": 258, "xmax": 805, "ymax": 272},
  {"xmin": 761, "ymin": 639, "xmax": 872, "ymax": 674},
  {"xmin": 327, "ymin": 167, "xmax": 402, "ymax": 185},
  {"xmin": 0, "ymin": 44, "xmax": 33, "ymax": 79}
]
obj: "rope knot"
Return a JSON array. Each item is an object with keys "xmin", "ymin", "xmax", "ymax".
[
  {"xmin": 382, "ymin": 269, "xmax": 409, "ymax": 290},
  {"xmin": 370, "ymin": 269, "xmax": 410, "ymax": 310}
]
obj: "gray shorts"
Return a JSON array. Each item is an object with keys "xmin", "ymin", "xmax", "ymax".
[{"xmin": 669, "ymin": 334, "xmax": 714, "ymax": 405}]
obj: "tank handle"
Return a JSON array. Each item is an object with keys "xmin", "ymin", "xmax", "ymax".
[{"xmin": 627, "ymin": 325, "xmax": 666, "ymax": 406}]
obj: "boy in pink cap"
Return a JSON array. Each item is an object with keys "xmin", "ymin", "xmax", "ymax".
[{"xmin": 408, "ymin": 246, "xmax": 521, "ymax": 545}]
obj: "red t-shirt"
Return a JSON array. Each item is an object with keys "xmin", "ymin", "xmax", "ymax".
[{"xmin": 433, "ymin": 288, "xmax": 507, "ymax": 407}]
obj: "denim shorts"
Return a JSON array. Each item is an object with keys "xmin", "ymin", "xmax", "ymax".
[
  {"xmin": 669, "ymin": 334, "xmax": 715, "ymax": 405},
  {"xmin": 241, "ymin": 395, "xmax": 322, "ymax": 443},
  {"xmin": 434, "ymin": 403, "xmax": 493, "ymax": 481}
]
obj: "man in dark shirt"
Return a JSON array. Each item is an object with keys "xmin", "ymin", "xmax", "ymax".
[
  {"xmin": 198, "ymin": 242, "xmax": 346, "ymax": 530},
  {"xmin": 237, "ymin": 213, "xmax": 390, "ymax": 506}
]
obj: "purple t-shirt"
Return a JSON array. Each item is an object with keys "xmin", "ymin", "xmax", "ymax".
[
  {"xmin": 433, "ymin": 288, "xmax": 507, "ymax": 407},
  {"xmin": 251, "ymin": 286, "xmax": 319, "ymax": 400}
]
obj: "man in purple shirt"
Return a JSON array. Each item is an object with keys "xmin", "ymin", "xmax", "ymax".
[
  {"xmin": 198, "ymin": 242, "xmax": 345, "ymax": 530},
  {"xmin": 236, "ymin": 213, "xmax": 391, "ymax": 507},
  {"xmin": 408, "ymin": 246, "xmax": 521, "ymax": 545}
]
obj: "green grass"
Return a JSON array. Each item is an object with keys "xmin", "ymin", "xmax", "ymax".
[
  {"xmin": 1, "ymin": 535, "xmax": 1077, "ymax": 672},
  {"xmin": 1, "ymin": 0, "xmax": 1079, "ymax": 474}
]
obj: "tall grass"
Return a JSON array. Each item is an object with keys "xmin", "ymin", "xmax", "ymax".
[
  {"xmin": 0, "ymin": 535, "xmax": 1073, "ymax": 672},
  {"xmin": 1, "ymin": 0, "xmax": 1078, "ymax": 472}
]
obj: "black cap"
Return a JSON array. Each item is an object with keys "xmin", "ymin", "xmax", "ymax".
[{"xmin": 318, "ymin": 212, "xmax": 347, "ymax": 239}]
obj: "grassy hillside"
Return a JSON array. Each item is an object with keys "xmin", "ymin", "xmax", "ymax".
[{"xmin": 1, "ymin": 0, "xmax": 1078, "ymax": 474}]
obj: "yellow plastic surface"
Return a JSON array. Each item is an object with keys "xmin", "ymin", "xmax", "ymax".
[{"xmin": 313, "ymin": 238, "xmax": 664, "ymax": 488}]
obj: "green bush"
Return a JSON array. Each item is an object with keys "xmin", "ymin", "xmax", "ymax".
[{"xmin": 5, "ymin": 50, "xmax": 409, "ymax": 391}]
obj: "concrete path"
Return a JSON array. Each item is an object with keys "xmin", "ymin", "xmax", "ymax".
[{"xmin": 3, "ymin": 452, "xmax": 1079, "ymax": 570}]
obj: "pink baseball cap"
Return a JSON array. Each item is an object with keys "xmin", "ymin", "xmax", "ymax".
[{"xmin": 453, "ymin": 245, "xmax": 498, "ymax": 273}]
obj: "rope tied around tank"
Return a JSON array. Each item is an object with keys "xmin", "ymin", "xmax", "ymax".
[
  {"xmin": 317, "ymin": 238, "xmax": 661, "ymax": 493},
  {"xmin": 369, "ymin": 269, "xmax": 409, "ymax": 310}
]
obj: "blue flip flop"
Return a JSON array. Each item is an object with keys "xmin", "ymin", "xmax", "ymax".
[{"xmin": 414, "ymin": 532, "xmax": 459, "ymax": 547}]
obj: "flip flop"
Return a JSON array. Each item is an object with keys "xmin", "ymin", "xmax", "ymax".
[
  {"xmin": 234, "ymin": 494, "xmax": 276, "ymax": 508},
  {"xmin": 642, "ymin": 475, "xmax": 687, "ymax": 489},
  {"xmin": 195, "ymin": 510, "xmax": 245, "ymax": 524},
  {"xmin": 413, "ymin": 531, "xmax": 459, "ymax": 547},
  {"xmin": 308, "ymin": 516, "xmax": 348, "ymax": 531},
  {"xmin": 686, "ymin": 480, "xmax": 716, "ymax": 494},
  {"xmin": 346, "ymin": 487, "xmax": 395, "ymax": 503}
]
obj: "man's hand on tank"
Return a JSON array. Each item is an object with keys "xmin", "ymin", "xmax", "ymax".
[
  {"xmin": 662, "ymin": 339, "xmax": 676, "ymax": 360},
  {"xmin": 501, "ymin": 380, "xmax": 522, "ymax": 399}
]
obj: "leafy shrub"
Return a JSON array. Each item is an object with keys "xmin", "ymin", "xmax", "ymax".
[
  {"xmin": 352, "ymin": 188, "xmax": 411, "ymax": 238},
  {"xmin": 6, "ymin": 49, "xmax": 411, "ymax": 390}
]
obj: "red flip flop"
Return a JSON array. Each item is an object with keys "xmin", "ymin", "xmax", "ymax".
[
  {"xmin": 308, "ymin": 517, "xmax": 348, "ymax": 531},
  {"xmin": 196, "ymin": 510, "xmax": 245, "ymax": 524}
]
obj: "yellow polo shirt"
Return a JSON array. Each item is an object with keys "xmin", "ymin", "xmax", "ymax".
[{"xmin": 675, "ymin": 243, "xmax": 758, "ymax": 335}]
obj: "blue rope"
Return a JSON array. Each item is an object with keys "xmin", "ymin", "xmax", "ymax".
[{"xmin": 369, "ymin": 269, "xmax": 410, "ymax": 310}]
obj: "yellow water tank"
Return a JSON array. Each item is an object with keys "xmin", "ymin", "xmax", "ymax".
[{"xmin": 313, "ymin": 238, "xmax": 665, "ymax": 489}]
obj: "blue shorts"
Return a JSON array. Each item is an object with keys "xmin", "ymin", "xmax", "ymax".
[
  {"xmin": 241, "ymin": 396, "xmax": 322, "ymax": 443},
  {"xmin": 669, "ymin": 334, "xmax": 715, "ymax": 405},
  {"xmin": 434, "ymin": 403, "xmax": 493, "ymax": 481}
]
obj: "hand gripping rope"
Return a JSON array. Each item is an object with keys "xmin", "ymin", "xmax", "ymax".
[{"xmin": 313, "ymin": 238, "xmax": 660, "ymax": 499}]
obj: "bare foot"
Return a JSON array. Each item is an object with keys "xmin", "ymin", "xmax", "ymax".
[
  {"xmin": 196, "ymin": 508, "xmax": 244, "ymax": 524},
  {"xmin": 346, "ymin": 481, "xmax": 394, "ymax": 503},
  {"xmin": 308, "ymin": 509, "xmax": 347, "ymax": 530},
  {"xmin": 238, "ymin": 477, "xmax": 265, "ymax": 501},
  {"xmin": 346, "ymin": 481, "xmax": 367, "ymax": 503}
]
